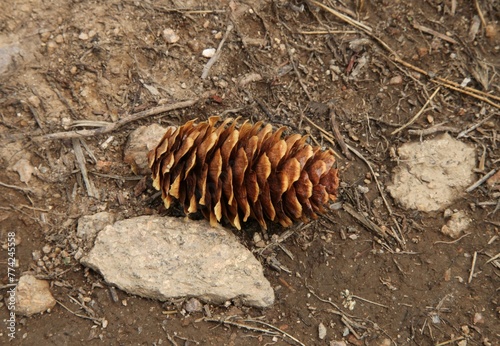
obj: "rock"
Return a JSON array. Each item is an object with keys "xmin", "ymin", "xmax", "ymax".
[
  {"xmin": 0, "ymin": 40, "xmax": 20, "ymax": 75},
  {"xmin": 387, "ymin": 133, "xmax": 475, "ymax": 212},
  {"xmin": 486, "ymin": 169, "xmax": 500, "ymax": 188},
  {"xmin": 330, "ymin": 342, "xmax": 347, "ymax": 346},
  {"xmin": 184, "ymin": 297, "xmax": 203, "ymax": 313},
  {"xmin": 12, "ymin": 274, "xmax": 56, "ymax": 316},
  {"xmin": 77, "ymin": 211, "xmax": 115, "ymax": 242},
  {"xmin": 10, "ymin": 158, "xmax": 35, "ymax": 184},
  {"xmin": 318, "ymin": 322, "xmax": 327, "ymax": 340},
  {"xmin": 441, "ymin": 210, "xmax": 471, "ymax": 239},
  {"xmin": 388, "ymin": 75, "xmax": 403, "ymax": 85},
  {"xmin": 162, "ymin": 28, "xmax": 180, "ymax": 43},
  {"xmin": 81, "ymin": 216, "xmax": 274, "ymax": 308},
  {"xmin": 202, "ymin": 48, "xmax": 216, "ymax": 58},
  {"xmin": 123, "ymin": 124, "xmax": 172, "ymax": 174}
]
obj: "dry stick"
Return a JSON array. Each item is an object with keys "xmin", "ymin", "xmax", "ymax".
[
  {"xmin": 351, "ymin": 294, "xmax": 389, "ymax": 309},
  {"xmin": 34, "ymin": 99, "xmax": 198, "ymax": 141},
  {"xmin": 330, "ymin": 108, "xmax": 353, "ymax": 160},
  {"xmin": 434, "ymin": 232, "xmax": 471, "ymax": 245},
  {"xmin": 474, "ymin": 0, "xmax": 487, "ymax": 29},
  {"xmin": 308, "ymin": 0, "xmax": 500, "ymax": 108},
  {"xmin": 302, "ymin": 116, "xmax": 342, "ymax": 158},
  {"xmin": 408, "ymin": 124, "xmax": 460, "ymax": 136},
  {"xmin": 72, "ymin": 138, "xmax": 99, "ymax": 198},
  {"xmin": 343, "ymin": 203, "xmax": 390, "ymax": 241},
  {"xmin": 201, "ymin": 23, "xmax": 234, "ymax": 79},
  {"xmin": 468, "ymin": 251, "xmax": 478, "ymax": 284},
  {"xmin": 485, "ymin": 252, "xmax": 500, "ymax": 264},
  {"xmin": 457, "ymin": 113, "xmax": 496, "ymax": 139},
  {"xmin": 466, "ymin": 168, "xmax": 497, "ymax": 192},
  {"xmin": 0, "ymin": 181, "xmax": 34, "ymax": 193},
  {"xmin": 298, "ymin": 30, "xmax": 357, "ymax": 34},
  {"xmin": 286, "ymin": 40, "xmax": 313, "ymax": 101},
  {"xmin": 412, "ymin": 23, "xmax": 458, "ymax": 44},
  {"xmin": 391, "ymin": 87, "xmax": 441, "ymax": 135},
  {"xmin": 56, "ymin": 300, "xmax": 101, "ymax": 323}
]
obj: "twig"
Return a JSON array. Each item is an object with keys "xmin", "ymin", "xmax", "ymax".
[
  {"xmin": 285, "ymin": 40, "xmax": 313, "ymax": 101},
  {"xmin": 0, "ymin": 181, "xmax": 34, "ymax": 193},
  {"xmin": 465, "ymin": 168, "xmax": 497, "ymax": 192},
  {"xmin": 474, "ymin": 0, "xmax": 487, "ymax": 29},
  {"xmin": 456, "ymin": 113, "xmax": 496, "ymax": 139},
  {"xmin": 408, "ymin": 124, "xmax": 460, "ymax": 136},
  {"xmin": 330, "ymin": 108, "xmax": 353, "ymax": 160},
  {"xmin": 302, "ymin": 116, "xmax": 342, "ymax": 158},
  {"xmin": 33, "ymin": 99, "xmax": 198, "ymax": 141},
  {"xmin": 412, "ymin": 23, "xmax": 458, "ymax": 44},
  {"xmin": 297, "ymin": 30, "xmax": 357, "ymax": 35},
  {"xmin": 344, "ymin": 144, "xmax": 393, "ymax": 216},
  {"xmin": 72, "ymin": 138, "xmax": 99, "ymax": 198},
  {"xmin": 343, "ymin": 203, "xmax": 390, "ymax": 241},
  {"xmin": 391, "ymin": 87, "xmax": 441, "ymax": 135},
  {"xmin": 204, "ymin": 317, "xmax": 305, "ymax": 346},
  {"xmin": 56, "ymin": 300, "xmax": 101, "ymax": 323},
  {"xmin": 436, "ymin": 336, "xmax": 465, "ymax": 346},
  {"xmin": 201, "ymin": 23, "xmax": 234, "ymax": 79},
  {"xmin": 351, "ymin": 294, "xmax": 389, "ymax": 309},
  {"xmin": 485, "ymin": 252, "xmax": 500, "ymax": 264},
  {"xmin": 434, "ymin": 232, "xmax": 471, "ymax": 245},
  {"xmin": 468, "ymin": 251, "xmax": 478, "ymax": 284}
]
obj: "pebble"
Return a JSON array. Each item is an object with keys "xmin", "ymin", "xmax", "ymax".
[
  {"xmin": 184, "ymin": 297, "xmax": 203, "ymax": 313},
  {"xmin": 162, "ymin": 28, "xmax": 180, "ymax": 43},
  {"xmin": 318, "ymin": 322, "xmax": 327, "ymax": 340},
  {"xmin": 13, "ymin": 274, "xmax": 56, "ymax": 316},
  {"xmin": 202, "ymin": 48, "xmax": 216, "ymax": 58},
  {"xmin": 78, "ymin": 32, "xmax": 89, "ymax": 40},
  {"xmin": 42, "ymin": 245, "xmax": 52, "ymax": 254},
  {"xmin": 32, "ymin": 250, "xmax": 42, "ymax": 261},
  {"xmin": 55, "ymin": 34, "xmax": 64, "ymax": 44},
  {"xmin": 388, "ymin": 75, "xmax": 403, "ymax": 85}
]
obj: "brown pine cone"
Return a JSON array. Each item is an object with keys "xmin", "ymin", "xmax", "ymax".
[{"xmin": 148, "ymin": 117, "xmax": 339, "ymax": 230}]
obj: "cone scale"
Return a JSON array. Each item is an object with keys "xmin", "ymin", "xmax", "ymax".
[{"xmin": 148, "ymin": 117, "xmax": 340, "ymax": 230}]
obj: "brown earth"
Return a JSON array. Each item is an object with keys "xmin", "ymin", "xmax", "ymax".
[{"xmin": 0, "ymin": 0, "xmax": 499, "ymax": 345}]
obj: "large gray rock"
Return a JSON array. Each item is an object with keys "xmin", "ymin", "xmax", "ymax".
[
  {"xmin": 387, "ymin": 133, "xmax": 475, "ymax": 212},
  {"xmin": 81, "ymin": 216, "xmax": 274, "ymax": 308},
  {"xmin": 77, "ymin": 211, "xmax": 115, "ymax": 242}
]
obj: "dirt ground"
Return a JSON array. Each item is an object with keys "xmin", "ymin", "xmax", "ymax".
[{"xmin": 0, "ymin": 0, "xmax": 499, "ymax": 345}]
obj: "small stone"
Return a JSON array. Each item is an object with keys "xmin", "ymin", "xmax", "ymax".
[
  {"xmin": 473, "ymin": 312, "xmax": 484, "ymax": 324},
  {"xmin": 388, "ymin": 75, "xmax": 403, "ymax": 85},
  {"xmin": 202, "ymin": 48, "xmax": 216, "ymax": 58},
  {"xmin": 123, "ymin": 124, "xmax": 171, "ymax": 174},
  {"xmin": 74, "ymin": 248, "xmax": 84, "ymax": 261},
  {"xmin": 330, "ymin": 341, "xmax": 347, "ymax": 346},
  {"xmin": 32, "ymin": 250, "xmax": 42, "ymax": 261},
  {"xmin": 88, "ymin": 29, "xmax": 97, "ymax": 38},
  {"xmin": 77, "ymin": 211, "xmax": 116, "ymax": 242},
  {"xmin": 70, "ymin": 66, "xmax": 78, "ymax": 75},
  {"xmin": 485, "ymin": 24, "xmax": 497, "ymax": 39},
  {"xmin": 162, "ymin": 28, "xmax": 180, "ymax": 43},
  {"xmin": 46, "ymin": 41, "xmax": 57, "ymax": 53},
  {"xmin": 78, "ymin": 32, "xmax": 89, "ymax": 40},
  {"xmin": 318, "ymin": 322, "xmax": 327, "ymax": 340},
  {"xmin": 486, "ymin": 170, "xmax": 500, "ymax": 187},
  {"xmin": 27, "ymin": 95, "xmax": 41, "ymax": 108},
  {"xmin": 55, "ymin": 34, "xmax": 64, "ymax": 44},
  {"xmin": 184, "ymin": 297, "xmax": 203, "ymax": 313},
  {"xmin": 10, "ymin": 158, "xmax": 35, "ymax": 184},
  {"xmin": 42, "ymin": 245, "xmax": 52, "ymax": 254},
  {"xmin": 427, "ymin": 115, "xmax": 434, "ymax": 123},
  {"xmin": 11, "ymin": 274, "xmax": 56, "ymax": 316},
  {"xmin": 441, "ymin": 211, "xmax": 471, "ymax": 239}
]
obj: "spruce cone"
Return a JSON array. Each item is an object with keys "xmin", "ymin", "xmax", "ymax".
[{"xmin": 148, "ymin": 117, "xmax": 339, "ymax": 230}]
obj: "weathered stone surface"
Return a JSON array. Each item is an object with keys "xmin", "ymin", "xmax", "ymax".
[
  {"xmin": 77, "ymin": 211, "xmax": 115, "ymax": 242},
  {"xmin": 81, "ymin": 216, "xmax": 274, "ymax": 308},
  {"xmin": 123, "ymin": 124, "xmax": 172, "ymax": 174},
  {"xmin": 387, "ymin": 134, "xmax": 475, "ymax": 212},
  {"xmin": 441, "ymin": 210, "xmax": 471, "ymax": 239},
  {"xmin": 12, "ymin": 274, "xmax": 56, "ymax": 316}
]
